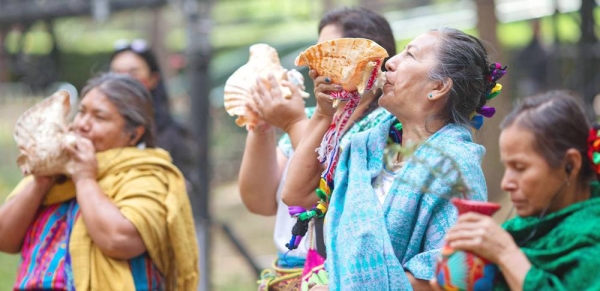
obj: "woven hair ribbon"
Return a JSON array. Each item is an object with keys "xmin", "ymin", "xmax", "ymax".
[
  {"xmin": 587, "ymin": 125, "xmax": 600, "ymax": 174},
  {"xmin": 471, "ymin": 62, "xmax": 507, "ymax": 130}
]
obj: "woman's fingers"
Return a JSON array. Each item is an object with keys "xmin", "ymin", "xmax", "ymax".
[
  {"xmin": 281, "ymin": 80, "xmax": 306, "ymax": 101},
  {"xmin": 308, "ymin": 69, "xmax": 318, "ymax": 80},
  {"xmin": 266, "ymin": 73, "xmax": 282, "ymax": 99},
  {"xmin": 456, "ymin": 211, "xmax": 486, "ymax": 222},
  {"xmin": 255, "ymin": 75, "xmax": 269, "ymax": 99}
]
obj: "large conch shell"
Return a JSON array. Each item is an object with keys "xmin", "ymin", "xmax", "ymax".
[
  {"xmin": 14, "ymin": 90, "xmax": 76, "ymax": 176},
  {"xmin": 224, "ymin": 43, "xmax": 309, "ymax": 130},
  {"xmin": 295, "ymin": 38, "xmax": 389, "ymax": 96}
]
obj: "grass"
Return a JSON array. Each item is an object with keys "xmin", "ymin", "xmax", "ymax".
[{"xmin": 0, "ymin": 171, "xmax": 20, "ymax": 290}]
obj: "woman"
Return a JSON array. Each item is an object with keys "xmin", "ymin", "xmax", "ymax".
[
  {"xmin": 238, "ymin": 7, "xmax": 396, "ymax": 289},
  {"xmin": 0, "ymin": 73, "xmax": 199, "ymax": 290},
  {"xmin": 282, "ymin": 28, "xmax": 503, "ymax": 289},
  {"xmin": 110, "ymin": 40, "xmax": 200, "ymax": 189},
  {"xmin": 433, "ymin": 91, "xmax": 600, "ymax": 290}
]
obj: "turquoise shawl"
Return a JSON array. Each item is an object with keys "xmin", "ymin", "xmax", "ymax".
[
  {"xmin": 495, "ymin": 182, "xmax": 600, "ymax": 290},
  {"xmin": 325, "ymin": 115, "xmax": 488, "ymax": 290}
]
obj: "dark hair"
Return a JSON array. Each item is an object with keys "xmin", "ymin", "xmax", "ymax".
[
  {"xmin": 428, "ymin": 27, "xmax": 492, "ymax": 127},
  {"xmin": 318, "ymin": 7, "xmax": 396, "ymax": 64},
  {"xmin": 109, "ymin": 45, "xmax": 173, "ymax": 133},
  {"xmin": 318, "ymin": 7, "xmax": 397, "ymax": 118},
  {"xmin": 500, "ymin": 90, "xmax": 593, "ymax": 184},
  {"xmin": 81, "ymin": 73, "xmax": 156, "ymax": 147}
]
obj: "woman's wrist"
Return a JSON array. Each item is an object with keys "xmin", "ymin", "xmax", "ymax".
[
  {"xmin": 73, "ymin": 176, "xmax": 97, "ymax": 188},
  {"xmin": 250, "ymin": 124, "xmax": 276, "ymax": 136},
  {"xmin": 282, "ymin": 116, "xmax": 308, "ymax": 135},
  {"xmin": 313, "ymin": 107, "xmax": 335, "ymax": 120},
  {"xmin": 497, "ymin": 246, "xmax": 529, "ymax": 270}
]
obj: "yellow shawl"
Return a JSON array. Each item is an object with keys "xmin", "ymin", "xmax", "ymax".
[{"xmin": 7, "ymin": 147, "xmax": 199, "ymax": 290}]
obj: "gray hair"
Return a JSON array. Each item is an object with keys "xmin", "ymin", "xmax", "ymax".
[
  {"xmin": 428, "ymin": 27, "xmax": 491, "ymax": 127},
  {"xmin": 80, "ymin": 73, "xmax": 156, "ymax": 147}
]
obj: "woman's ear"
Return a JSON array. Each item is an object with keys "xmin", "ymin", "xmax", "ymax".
[
  {"xmin": 129, "ymin": 126, "xmax": 146, "ymax": 146},
  {"xmin": 564, "ymin": 148, "xmax": 583, "ymax": 179},
  {"xmin": 428, "ymin": 78, "xmax": 453, "ymax": 101}
]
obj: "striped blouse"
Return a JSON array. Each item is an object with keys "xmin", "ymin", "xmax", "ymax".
[{"xmin": 14, "ymin": 199, "xmax": 163, "ymax": 291}]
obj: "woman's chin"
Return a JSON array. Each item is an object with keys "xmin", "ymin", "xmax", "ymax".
[{"xmin": 515, "ymin": 207, "xmax": 534, "ymax": 217}]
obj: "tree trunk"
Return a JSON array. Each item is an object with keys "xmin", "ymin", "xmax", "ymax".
[
  {"xmin": 148, "ymin": 7, "xmax": 171, "ymax": 78},
  {"xmin": 579, "ymin": 0, "xmax": 598, "ymax": 114},
  {"xmin": 180, "ymin": 0, "xmax": 213, "ymax": 290},
  {"xmin": 0, "ymin": 27, "xmax": 9, "ymax": 82},
  {"xmin": 474, "ymin": 0, "xmax": 511, "ymax": 209}
]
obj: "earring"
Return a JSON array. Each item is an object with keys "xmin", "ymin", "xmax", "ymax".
[{"xmin": 428, "ymin": 93, "xmax": 433, "ymax": 99}]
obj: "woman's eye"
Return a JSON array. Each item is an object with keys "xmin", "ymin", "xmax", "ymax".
[{"xmin": 513, "ymin": 164, "xmax": 526, "ymax": 171}]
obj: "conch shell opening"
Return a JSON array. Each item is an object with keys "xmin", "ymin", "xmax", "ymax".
[
  {"xmin": 224, "ymin": 43, "xmax": 309, "ymax": 130},
  {"xmin": 294, "ymin": 38, "xmax": 389, "ymax": 95},
  {"xmin": 14, "ymin": 90, "xmax": 75, "ymax": 176}
]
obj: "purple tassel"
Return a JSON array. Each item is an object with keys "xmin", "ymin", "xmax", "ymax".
[
  {"xmin": 477, "ymin": 106, "xmax": 496, "ymax": 118},
  {"xmin": 288, "ymin": 206, "xmax": 305, "ymax": 216},
  {"xmin": 294, "ymin": 236, "xmax": 303, "ymax": 246}
]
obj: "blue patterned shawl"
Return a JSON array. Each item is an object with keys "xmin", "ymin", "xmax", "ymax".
[{"xmin": 325, "ymin": 115, "xmax": 488, "ymax": 290}]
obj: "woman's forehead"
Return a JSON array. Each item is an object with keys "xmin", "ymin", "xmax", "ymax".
[
  {"xmin": 81, "ymin": 88, "xmax": 116, "ymax": 111},
  {"xmin": 407, "ymin": 32, "xmax": 440, "ymax": 50}
]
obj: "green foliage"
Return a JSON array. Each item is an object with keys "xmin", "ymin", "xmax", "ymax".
[{"xmin": 385, "ymin": 140, "xmax": 469, "ymax": 199}]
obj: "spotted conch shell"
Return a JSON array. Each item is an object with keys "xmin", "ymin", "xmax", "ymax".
[
  {"xmin": 295, "ymin": 38, "xmax": 389, "ymax": 96},
  {"xmin": 224, "ymin": 43, "xmax": 309, "ymax": 130},
  {"xmin": 14, "ymin": 90, "xmax": 76, "ymax": 176}
]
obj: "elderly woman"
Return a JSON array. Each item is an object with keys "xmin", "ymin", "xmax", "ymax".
[
  {"xmin": 282, "ymin": 27, "xmax": 504, "ymax": 289},
  {"xmin": 0, "ymin": 73, "xmax": 199, "ymax": 291},
  {"xmin": 434, "ymin": 91, "xmax": 600, "ymax": 290}
]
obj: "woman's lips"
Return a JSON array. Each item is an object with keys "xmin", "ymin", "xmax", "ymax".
[{"xmin": 511, "ymin": 199, "xmax": 527, "ymax": 207}]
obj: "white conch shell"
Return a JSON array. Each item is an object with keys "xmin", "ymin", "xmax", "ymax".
[
  {"xmin": 295, "ymin": 38, "xmax": 389, "ymax": 94},
  {"xmin": 224, "ymin": 43, "xmax": 309, "ymax": 130},
  {"xmin": 14, "ymin": 90, "xmax": 75, "ymax": 176}
]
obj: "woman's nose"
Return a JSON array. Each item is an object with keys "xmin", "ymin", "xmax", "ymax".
[
  {"xmin": 73, "ymin": 115, "xmax": 90, "ymax": 132},
  {"xmin": 500, "ymin": 170, "xmax": 516, "ymax": 192},
  {"xmin": 385, "ymin": 54, "xmax": 400, "ymax": 71}
]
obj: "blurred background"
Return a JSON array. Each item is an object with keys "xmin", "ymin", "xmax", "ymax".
[{"xmin": 0, "ymin": 0, "xmax": 599, "ymax": 290}]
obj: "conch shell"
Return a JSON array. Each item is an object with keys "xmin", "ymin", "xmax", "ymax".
[
  {"xmin": 14, "ymin": 90, "xmax": 76, "ymax": 176},
  {"xmin": 295, "ymin": 38, "xmax": 389, "ymax": 95},
  {"xmin": 224, "ymin": 43, "xmax": 309, "ymax": 130}
]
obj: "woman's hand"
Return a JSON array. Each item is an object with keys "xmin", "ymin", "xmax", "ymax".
[
  {"xmin": 310, "ymin": 69, "xmax": 342, "ymax": 117},
  {"xmin": 444, "ymin": 212, "xmax": 520, "ymax": 264},
  {"xmin": 250, "ymin": 73, "xmax": 307, "ymax": 133},
  {"xmin": 65, "ymin": 137, "xmax": 98, "ymax": 184}
]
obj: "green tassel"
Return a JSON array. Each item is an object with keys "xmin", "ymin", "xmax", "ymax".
[
  {"xmin": 593, "ymin": 152, "xmax": 600, "ymax": 165},
  {"xmin": 316, "ymin": 188, "xmax": 329, "ymax": 201}
]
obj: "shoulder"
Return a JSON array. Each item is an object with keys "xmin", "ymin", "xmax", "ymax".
[
  {"xmin": 432, "ymin": 124, "xmax": 485, "ymax": 163},
  {"xmin": 562, "ymin": 198, "xmax": 600, "ymax": 241}
]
